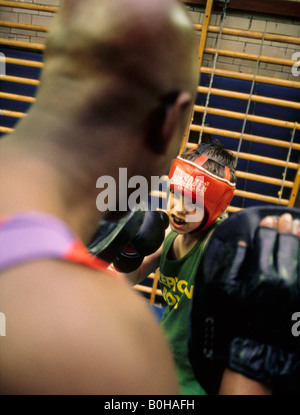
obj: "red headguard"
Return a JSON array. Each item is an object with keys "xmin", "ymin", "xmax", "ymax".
[{"xmin": 168, "ymin": 154, "xmax": 236, "ymax": 231}]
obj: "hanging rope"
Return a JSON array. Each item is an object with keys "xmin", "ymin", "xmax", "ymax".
[
  {"xmin": 180, "ymin": 0, "xmax": 214, "ymax": 154},
  {"xmin": 278, "ymin": 122, "xmax": 298, "ymax": 204},
  {"xmin": 198, "ymin": 0, "xmax": 230, "ymax": 145},
  {"xmin": 234, "ymin": 23, "xmax": 266, "ymax": 209},
  {"xmin": 234, "ymin": 23, "xmax": 267, "ymax": 166}
]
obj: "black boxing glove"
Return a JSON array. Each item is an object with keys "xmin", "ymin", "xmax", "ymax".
[
  {"xmin": 87, "ymin": 208, "xmax": 144, "ymax": 264},
  {"xmin": 113, "ymin": 210, "xmax": 169, "ymax": 273},
  {"xmin": 189, "ymin": 206, "xmax": 300, "ymax": 395}
]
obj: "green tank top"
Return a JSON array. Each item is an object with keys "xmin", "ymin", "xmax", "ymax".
[{"xmin": 159, "ymin": 225, "xmax": 217, "ymax": 394}]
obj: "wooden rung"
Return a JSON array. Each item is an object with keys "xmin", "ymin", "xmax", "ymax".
[
  {"xmin": 0, "ymin": 92, "xmax": 35, "ymax": 103},
  {"xmin": 186, "ymin": 142, "xmax": 299, "ymax": 170},
  {"xmin": 227, "ymin": 206, "xmax": 243, "ymax": 213},
  {"xmin": 0, "ymin": 74, "xmax": 40, "ymax": 86},
  {"xmin": 194, "ymin": 24, "xmax": 300, "ymax": 46},
  {"xmin": 190, "ymin": 124, "xmax": 300, "ymax": 151},
  {"xmin": 150, "ymin": 189, "xmax": 289, "ymax": 213},
  {"xmin": 0, "ymin": 38, "xmax": 45, "ymax": 51},
  {"xmin": 150, "ymin": 169, "xmax": 293, "ymax": 190},
  {"xmin": 134, "ymin": 285, "xmax": 153, "ymax": 294},
  {"xmin": 4, "ymin": 57, "xmax": 44, "ymax": 69},
  {"xmin": 234, "ymin": 189, "xmax": 289, "ymax": 205},
  {"xmin": 0, "ymin": 126, "xmax": 13, "ymax": 134},
  {"xmin": 230, "ymin": 150, "xmax": 299, "ymax": 170},
  {"xmin": 0, "ymin": 1, "xmax": 58, "ymax": 13},
  {"xmin": 0, "ymin": 20, "xmax": 48, "ymax": 32},
  {"xmin": 204, "ymin": 47, "xmax": 296, "ymax": 67},
  {"xmin": 194, "ymin": 105, "xmax": 300, "ymax": 130},
  {"xmin": 235, "ymin": 171, "xmax": 293, "ymax": 188},
  {"xmin": 134, "ymin": 285, "xmax": 162, "ymax": 297},
  {"xmin": 200, "ymin": 67, "xmax": 300, "ymax": 89},
  {"xmin": 150, "ymin": 190, "xmax": 166, "ymax": 199},
  {"xmin": 197, "ymin": 86, "xmax": 300, "ymax": 110},
  {"xmin": 150, "ymin": 188, "xmax": 289, "ymax": 205},
  {"xmin": 0, "ymin": 109, "xmax": 26, "ymax": 119}
]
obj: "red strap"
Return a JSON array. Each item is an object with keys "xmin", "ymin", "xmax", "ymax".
[
  {"xmin": 65, "ymin": 240, "xmax": 111, "ymax": 272},
  {"xmin": 194, "ymin": 155, "xmax": 209, "ymax": 166},
  {"xmin": 224, "ymin": 166, "xmax": 231, "ymax": 181},
  {"xmin": 195, "ymin": 155, "xmax": 231, "ymax": 181}
]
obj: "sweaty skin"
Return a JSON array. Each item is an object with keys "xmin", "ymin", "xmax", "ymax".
[{"xmin": 0, "ymin": 0, "xmax": 198, "ymax": 394}]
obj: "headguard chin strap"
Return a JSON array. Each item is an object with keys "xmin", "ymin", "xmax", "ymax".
[{"xmin": 168, "ymin": 153, "xmax": 236, "ymax": 231}]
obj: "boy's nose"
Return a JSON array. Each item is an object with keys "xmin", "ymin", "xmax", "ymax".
[{"xmin": 173, "ymin": 194, "xmax": 186, "ymax": 213}]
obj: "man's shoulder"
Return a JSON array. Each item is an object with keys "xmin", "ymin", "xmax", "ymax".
[
  {"xmin": 0, "ymin": 258, "xmax": 131, "ymax": 331},
  {"xmin": 0, "ymin": 259, "xmax": 172, "ymax": 394}
]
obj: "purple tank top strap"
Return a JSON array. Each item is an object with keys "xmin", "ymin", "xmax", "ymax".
[{"xmin": 0, "ymin": 212, "xmax": 77, "ymax": 272}]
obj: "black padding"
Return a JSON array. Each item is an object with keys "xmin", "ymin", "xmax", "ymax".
[
  {"xmin": 112, "ymin": 210, "xmax": 170, "ymax": 273},
  {"xmin": 113, "ymin": 253, "xmax": 144, "ymax": 273},
  {"xmin": 88, "ymin": 209, "xmax": 144, "ymax": 264},
  {"xmin": 189, "ymin": 205, "xmax": 300, "ymax": 395},
  {"xmin": 130, "ymin": 210, "xmax": 169, "ymax": 256}
]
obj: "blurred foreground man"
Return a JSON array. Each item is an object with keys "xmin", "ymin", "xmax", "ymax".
[{"xmin": 0, "ymin": 0, "xmax": 198, "ymax": 394}]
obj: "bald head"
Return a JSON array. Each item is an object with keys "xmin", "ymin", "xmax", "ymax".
[
  {"xmin": 40, "ymin": 0, "xmax": 198, "ymax": 115},
  {"xmin": 3, "ymin": 0, "xmax": 199, "ymax": 242}
]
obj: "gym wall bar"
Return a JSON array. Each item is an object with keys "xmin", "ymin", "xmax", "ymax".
[{"xmin": 179, "ymin": 0, "xmax": 300, "ymax": 212}]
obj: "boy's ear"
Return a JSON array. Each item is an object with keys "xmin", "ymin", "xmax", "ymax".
[{"xmin": 146, "ymin": 91, "xmax": 193, "ymax": 154}]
